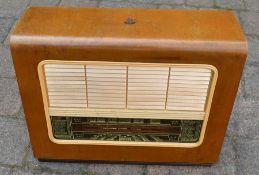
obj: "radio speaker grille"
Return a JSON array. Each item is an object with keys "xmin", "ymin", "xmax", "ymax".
[{"xmin": 44, "ymin": 63, "xmax": 212, "ymax": 112}]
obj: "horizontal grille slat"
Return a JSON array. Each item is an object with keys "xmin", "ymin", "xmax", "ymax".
[
  {"xmin": 167, "ymin": 106, "xmax": 206, "ymax": 111},
  {"xmin": 86, "ymin": 65, "xmax": 125, "ymax": 70},
  {"xmin": 127, "ymin": 83, "xmax": 168, "ymax": 87},
  {"xmin": 46, "ymin": 76, "xmax": 86, "ymax": 81},
  {"xmin": 88, "ymin": 93, "xmax": 125, "ymax": 98},
  {"xmin": 87, "ymin": 81, "xmax": 126, "ymax": 86},
  {"xmin": 128, "ymin": 74, "xmax": 169, "ymax": 79},
  {"xmin": 49, "ymin": 96, "xmax": 87, "ymax": 100},
  {"xmin": 167, "ymin": 94, "xmax": 207, "ymax": 100},
  {"xmin": 44, "ymin": 68, "xmax": 85, "ymax": 73},
  {"xmin": 128, "ymin": 78, "xmax": 168, "ymax": 83},
  {"xmin": 128, "ymin": 94, "xmax": 167, "ymax": 98},
  {"xmin": 86, "ymin": 104, "xmax": 125, "ymax": 109},
  {"xmin": 168, "ymin": 83, "xmax": 209, "ymax": 88},
  {"xmin": 86, "ymin": 89, "xmax": 126, "ymax": 94},
  {"xmin": 48, "ymin": 92, "xmax": 86, "ymax": 96},
  {"xmin": 47, "ymin": 88, "xmax": 86, "ymax": 92},
  {"xmin": 167, "ymin": 102, "xmax": 205, "ymax": 108},
  {"xmin": 87, "ymin": 86, "xmax": 126, "ymax": 90},
  {"xmin": 86, "ymin": 69, "xmax": 127, "ymax": 74},
  {"xmin": 169, "ymin": 91, "xmax": 207, "ymax": 97},
  {"xmin": 87, "ymin": 77, "xmax": 125, "ymax": 82},
  {"xmin": 170, "ymin": 71, "xmax": 211, "ymax": 77},
  {"xmin": 171, "ymin": 67, "xmax": 211, "ymax": 72},
  {"xmin": 169, "ymin": 87, "xmax": 208, "ymax": 93},
  {"xmin": 170, "ymin": 79, "xmax": 210, "ymax": 85},
  {"xmin": 128, "ymin": 71, "xmax": 168, "ymax": 75},
  {"xmin": 127, "ymin": 101, "xmax": 165, "ymax": 106},
  {"xmin": 127, "ymin": 98, "xmax": 167, "ymax": 102},
  {"xmin": 167, "ymin": 98, "xmax": 206, "ymax": 104},
  {"xmin": 88, "ymin": 101, "xmax": 126, "ymax": 105},
  {"xmin": 49, "ymin": 99, "xmax": 87, "ymax": 104},
  {"xmin": 47, "ymin": 81, "xmax": 86, "ymax": 85},
  {"xmin": 47, "ymin": 84, "xmax": 86, "ymax": 89},
  {"xmin": 45, "ymin": 64, "xmax": 84, "ymax": 69},
  {"xmin": 127, "ymin": 105, "xmax": 166, "ymax": 110},
  {"xmin": 128, "ymin": 86, "xmax": 168, "ymax": 91},
  {"xmin": 45, "ymin": 73, "xmax": 85, "ymax": 77},
  {"xmin": 170, "ymin": 76, "xmax": 211, "ymax": 81},
  {"xmin": 86, "ymin": 74, "xmax": 125, "ymax": 78},
  {"xmin": 50, "ymin": 104, "xmax": 87, "ymax": 108},
  {"xmin": 125, "ymin": 90, "xmax": 166, "ymax": 95}
]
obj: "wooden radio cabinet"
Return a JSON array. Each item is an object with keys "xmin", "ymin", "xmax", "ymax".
[{"xmin": 10, "ymin": 7, "xmax": 247, "ymax": 164}]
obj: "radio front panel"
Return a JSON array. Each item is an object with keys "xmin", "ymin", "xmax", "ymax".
[{"xmin": 38, "ymin": 61, "xmax": 218, "ymax": 147}]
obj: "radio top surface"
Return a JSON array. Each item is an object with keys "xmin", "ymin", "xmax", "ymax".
[{"xmin": 11, "ymin": 7, "xmax": 246, "ymax": 52}]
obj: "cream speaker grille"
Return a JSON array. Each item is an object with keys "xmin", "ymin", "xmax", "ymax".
[
  {"xmin": 38, "ymin": 61, "xmax": 218, "ymax": 147},
  {"xmin": 45, "ymin": 64, "xmax": 87, "ymax": 108},
  {"xmin": 86, "ymin": 65, "xmax": 127, "ymax": 109},
  {"xmin": 167, "ymin": 68, "xmax": 211, "ymax": 111}
]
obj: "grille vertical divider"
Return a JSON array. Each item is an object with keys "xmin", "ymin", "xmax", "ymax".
[
  {"xmin": 84, "ymin": 65, "xmax": 88, "ymax": 108},
  {"xmin": 165, "ymin": 67, "xmax": 171, "ymax": 110},
  {"xmin": 126, "ymin": 66, "xmax": 129, "ymax": 109}
]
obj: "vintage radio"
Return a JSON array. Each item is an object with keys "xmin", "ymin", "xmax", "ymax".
[{"xmin": 10, "ymin": 7, "xmax": 247, "ymax": 164}]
